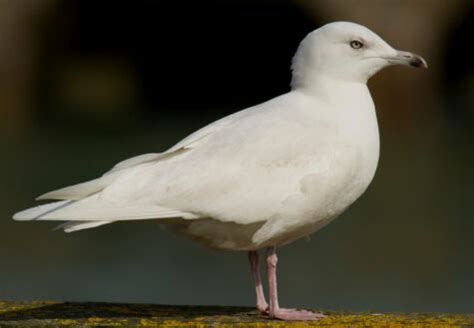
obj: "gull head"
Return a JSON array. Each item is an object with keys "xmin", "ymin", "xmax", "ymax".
[{"xmin": 291, "ymin": 22, "xmax": 427, "ymax": 87}]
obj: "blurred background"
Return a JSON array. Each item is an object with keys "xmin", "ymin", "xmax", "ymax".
[{"xmin": 1, "ymin": 0, "xmax": 473, "ymax": 314}]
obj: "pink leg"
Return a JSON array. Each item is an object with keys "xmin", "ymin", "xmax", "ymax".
[
  {"xmin": 266, "ymin": 246, "xmax": 326, "ymax": 321},
  {"xmin": 248, "ymin": 251, "xmax": 269, "ymax": 313}
]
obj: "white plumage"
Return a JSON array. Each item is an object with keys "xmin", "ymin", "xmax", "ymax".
[{"xmin": 14, "ymin": 22, "xmax": 426, "ymax": 252}]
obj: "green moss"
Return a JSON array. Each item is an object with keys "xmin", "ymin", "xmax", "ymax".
[{"xmin": 0, "ymin": 300, "xmax": 472, "ymax": 327}]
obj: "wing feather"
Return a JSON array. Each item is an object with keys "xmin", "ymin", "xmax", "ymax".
[
  {"xmin": 14, "ymin": 195, "xmax": 199, "ymax": 222},
  {"xmin": 54, "ymin": 220, "xmax": 113, "ymax": 232}
]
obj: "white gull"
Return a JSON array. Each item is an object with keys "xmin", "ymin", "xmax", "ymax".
[{"xmin": 14, "ymin": 22, "xmax": 427, "ymax": 321}]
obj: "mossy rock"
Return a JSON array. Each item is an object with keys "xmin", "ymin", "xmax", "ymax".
[{"xmin": 0, "ymin": 300, "xmax": 472, "ymax": 327}]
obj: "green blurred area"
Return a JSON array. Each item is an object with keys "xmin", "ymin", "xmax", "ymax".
[{"xmin": 0, "ymin": 0, "xmax": 472, "ymax": 313}]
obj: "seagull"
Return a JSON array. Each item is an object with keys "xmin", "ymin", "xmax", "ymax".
[{"xmin": 14, "ymin": 22, "xmax": 427, "ymax": 321}]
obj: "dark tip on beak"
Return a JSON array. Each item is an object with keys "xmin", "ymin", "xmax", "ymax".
[
  {"xmin": 392, "ymin": 50, "xmax": 428, "ymax": 69},
  {"xmin": 409, "ymin": 55, "xmax": 428, "ymax": 68}
]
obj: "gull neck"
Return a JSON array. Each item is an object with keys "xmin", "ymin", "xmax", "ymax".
[{"xmin": 294, "ymin": 74, "xmax": 369, "ymax": 105}]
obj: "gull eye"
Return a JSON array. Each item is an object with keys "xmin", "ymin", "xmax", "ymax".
[{"xmin": 350, "ymin": 40, "xmax": 363, "ymax": 49}]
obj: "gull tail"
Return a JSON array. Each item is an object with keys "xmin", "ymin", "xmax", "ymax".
[
  {"xmin": 13, "ymin": 151, "xmax": 200, "ymax": 232},
  {"xmin": 13, "ymin": 201, "xmax": 116, "ymax": 232},
  {"xmin": 13, "ymin": 195, "xmax": 198, "ymax": 232},
  {"xmin": 13, "ymin": 200, "xmax": 74, "ymax": 221}
]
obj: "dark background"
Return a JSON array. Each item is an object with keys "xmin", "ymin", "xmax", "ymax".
[{"xmin": 1, "ymin": 0, "xmax": 473, "ymax": 313}]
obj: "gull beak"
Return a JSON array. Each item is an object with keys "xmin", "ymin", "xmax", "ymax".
[{"xmin": 385, "ymin": 50, "xmax": 428, "ymax": 69}]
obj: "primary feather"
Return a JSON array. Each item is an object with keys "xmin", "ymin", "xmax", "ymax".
[
  {"xmin": 15, "ymin": 193, "xmax": 198, "ymax": 221},
  {"xmin": 36, "ymin": 175, "xmax": 116, "ymax": 201},
  {"xmin": 54, "ymin": 220, "xmax": 113, "ymax": 233},
  {"xmin": 13, "ymin": 200, "xmax": 73, "ymax": 221}
]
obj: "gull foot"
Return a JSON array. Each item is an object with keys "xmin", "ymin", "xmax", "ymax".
[
  {"xmin": 257, "ymin": 304, "xmax": 269, "ymax": 315},
  {"xmin": 270, "ymin": 308, "xmax": 326, "ymax": 321}
]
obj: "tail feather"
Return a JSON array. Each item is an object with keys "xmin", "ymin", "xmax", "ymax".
[
  {"xmin": 13, "ymin": 195, "xmax": 199, "ymax": 222},
  {"xmin": 13, "ymin": 200, "xmax": 74, "ymax": 221},
  {"xmin": 54, "ymin": 220, "xmax": 113, "ymax": 232},
  {"xmin": 13, "ymin": 149, "xmax": 201, "ymax": 231}
]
